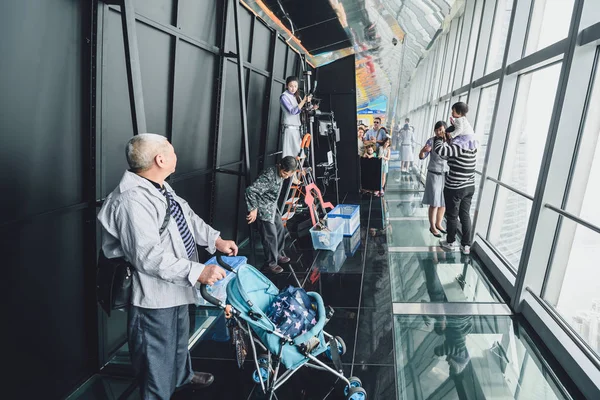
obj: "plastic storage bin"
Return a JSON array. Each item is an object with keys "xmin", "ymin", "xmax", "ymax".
[
  {"xmin": 343, "ymin": 227, "xmax": 361, "ymax": 257},
  {"xmin": 310, "ymin": 218, "xmax": 344, "ymax": 251},
  {"xmin": 327, "ymin": 205, "xmax": 360, "ymax": 236},
  {"xmin": 195, "ymin": 255, "xmax": 247, "ymax": 307},
  {"xmin": 315, "ymin": 241, "xmax": 347, "ymax": 272}
]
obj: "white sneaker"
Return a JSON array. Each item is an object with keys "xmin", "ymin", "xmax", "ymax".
[
  {"xmin": 440, "ymin": 240, "xmax": 459, "ymax": 251},
  {"xmin": 460, "ymin": 245, "xmax": 470, "ymax": 255}
]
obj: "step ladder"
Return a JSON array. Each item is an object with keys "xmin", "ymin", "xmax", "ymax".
[{"xmin": 280, "ymin": 134, "xmax": 333, "ymax": 226}]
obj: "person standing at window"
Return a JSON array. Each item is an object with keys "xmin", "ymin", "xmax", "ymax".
[
  {"xmin": 420, "ymin": 121, "xmax": 448, "ymax": 238},
  {"xmin": 433, "ymin": 102, "xmax": 478, "ymax": 255}
]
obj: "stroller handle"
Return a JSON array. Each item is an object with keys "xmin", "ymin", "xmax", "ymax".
[
  {"xmin": 216, "ymin": 254, "xmax": 236, "ymax": 273},
  {"xmin": 198, "ymin": 254, "xmax": 238, "ymax": 308},
  {"xmin": 199, "ymin": 284, "xmax": 223, "ymax": 307}
]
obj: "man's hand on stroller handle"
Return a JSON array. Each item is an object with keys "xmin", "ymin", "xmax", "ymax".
[
  {"xmin": 215, "ymin": 236, "xmax": 238, "ymax": 256},
  {"xmin": 198, "ymin": 264, "xmax": 226, "ymax": 286}
]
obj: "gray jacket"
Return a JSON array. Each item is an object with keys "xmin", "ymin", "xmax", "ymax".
[{"xmin": 97, "ymin": 171, "xmax": 220, "ymax": 309}]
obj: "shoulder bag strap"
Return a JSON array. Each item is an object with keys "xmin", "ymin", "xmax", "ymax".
[{"xmin": 159, "ymin": 194, "xmax": 171, "ymax": 235}]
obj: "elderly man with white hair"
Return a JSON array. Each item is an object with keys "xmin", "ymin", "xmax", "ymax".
[{"xmin": 98, "ymin": 133, "xmax": 238, "ymax": 399}]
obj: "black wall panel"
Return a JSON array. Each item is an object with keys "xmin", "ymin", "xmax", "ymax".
[
  {"xmin": 213, "ymin": 172, "xmax": 241, "ymax": 240},
  {"xmin": 178, "ymin": 0, "xmax": 220, "ymax": 45},
  {"xmin": 134, "ymin": 0, "xmax": 175, "ymax": 26},
  {"xmin": 220, "ymin": 61, "xmax": 244, "ymax": 165},
  {"xmin": 170, "ymin": 173, "xmax": 212, "ymax": 223},
  {"xmin": 0, "ymin": 0, "xmax": 84, "ymax": 223},
  {"xmin": 172, "ymin": 43, "xmax": 217, "ymax": 173},
  {"xmin": 251, "ymin": 22, "xmax": 271, "ymax": 71},
  {"xmin": 101, "ymin": 9, "xmax": 135, "ymax": 196},
  {"xmin": 7, "ymin": 211, "xmax": 90, "ymax": 398},
  {"xmin": 274, "ymin": 38, "xmax": 287, "ymax": 79},
  {"xmin": 286, "ymin": 48, "xmax": 298, "ymax": 77},
  {"xmin": 247, "ymin": 72, "xmax": 268, "ymax": 173},
  {"xmin": 137, "ymin": 23, "xmax": 173, "ymax": 136},
  {"xmin": 225, "ymin": 4, "xmax": 252, "ymax": 60}
]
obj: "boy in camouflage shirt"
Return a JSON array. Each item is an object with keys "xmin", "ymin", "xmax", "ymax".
[{"xmin": 246, "ymin": 156, "xmax": 297, "ymax": 273}]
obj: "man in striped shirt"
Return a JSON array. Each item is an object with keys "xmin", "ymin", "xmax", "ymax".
[
  {"xmin": 433, "ymin": 102, "xmax": 478, "ymax": 254},
  {"xmin": 98, "ymin": 133, "xmax": 238, "ymax": 399}
]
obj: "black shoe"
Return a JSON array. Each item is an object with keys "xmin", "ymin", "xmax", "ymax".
[
  {"xmin": 429, "ymin": 228, "xmax": 442, "ymax": 238},
  {"xmin": 436, "ymin": 226, "xmax": 447, "ymax": 234},
  {"xmin": 178, "ymin": 371, "xmax": 214, "ymax": 390}
]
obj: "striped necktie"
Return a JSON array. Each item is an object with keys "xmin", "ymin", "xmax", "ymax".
[{"xmin": 159, "ymin": 187, "xmax": 196, "ymax": 259}]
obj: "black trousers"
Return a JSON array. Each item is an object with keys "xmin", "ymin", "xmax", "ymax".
[
  {"xmin": 258, "ymin": 213, "xmax": 286, "ymax": 266},
  {"xmin": 443, "ymin": 185, "xmax": 475, "ymax": 246}
]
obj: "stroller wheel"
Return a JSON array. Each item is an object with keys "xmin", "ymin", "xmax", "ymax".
[
  {"xmin": 344, "ymin": 377, "xmax": 362, "ymax": 396},
  {"xmin": 346, "ymin": 386, "xmax": 367, "ymax": 400},
  {"xmin": 326, "ymin": 336, "xmax": 347, "ymax": 360},
  {"xmin": 252, "ymin": 367, "xmax": 269, "ymax": 384},
  {"xmin": 257, "ymin": 353, "xmax": 269, "ymax": 366}
]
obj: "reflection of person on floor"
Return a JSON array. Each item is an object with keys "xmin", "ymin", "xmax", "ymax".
[
  {"xmin": 246, "ymin": 156, "xmax": 297, "ymax": 274},
  {"xmin": 433, "ymin": 316, "xmax": 473, "ymax": 377},
  {"xmin": 421, "ymin": 252, "xmax": 473, "ymax": 376},
  {"xmin": 399, "ymin": 118, "xmax": 416, "ymax": 172}
]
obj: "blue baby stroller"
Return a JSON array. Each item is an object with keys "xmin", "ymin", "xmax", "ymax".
[{"xmin": 200, "ymin": 256, "xmax": 367, "ymax": 399}]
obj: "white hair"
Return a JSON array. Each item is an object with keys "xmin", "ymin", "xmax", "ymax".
[{"xmin": 125, "ymin": 133, "xmax": 170, "ymax": 172}]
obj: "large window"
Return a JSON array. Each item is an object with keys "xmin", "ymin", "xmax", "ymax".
[
  {"xmin": 474, "ymin": 84, "xmax": 499, "ymax": 171},
  {"xmin": 544, "ymin": 54, "xmax": 600, "ymax": 358},
  {"xmin": 488, "ymin": 185, "xmax": 533, "ymax": 269},
  {"xmin": 486, "ymin": 0, "xmax": 513, "ymax": 74},
  {"xmin": 547, "ymin": 218, "xmax": 600, "ymax": 357},
  {"xmin": 463, "ymin": 0, "xmax": 484, "ymax": 85},
  {"xmin": 524, "ymin": 0, "xmax": 575, "ymax": 56},
  {"xmin": 500, "ymin": 63, "xmax": 562, "ymax": 195}
]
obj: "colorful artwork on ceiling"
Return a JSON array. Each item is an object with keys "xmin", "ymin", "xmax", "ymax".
[{"xmin": 241, "ymin": 0, "xmax": 457, "ymax": 125}]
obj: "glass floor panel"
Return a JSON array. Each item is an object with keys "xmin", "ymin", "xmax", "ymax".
[
  {"xmin": 390, "ymin": 252, "xmax": 500, "ymax": 303},
  {"xmin": 394, "ymin": 315, "xmax": 570, "ymax": 400},
  {"xmin": 386, "ymin": 197, "xmax": 429, "ymax": 218},
  {"xmin": 65, "ymin": 375, "xmax": 135, "ymax": 400},
  {"xmin": 388, "ymin": 219, "xmax": 441, "ymax": 247}
]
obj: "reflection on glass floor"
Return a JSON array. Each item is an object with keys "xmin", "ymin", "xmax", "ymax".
[
  {"xmin": 106, "ymin": 307, "xmax": 220, "ymax": 368},
  {"xmin": 65, "ymin": 374, "xmax": 135, "ymax": 400},
  {"xmin": 394, "ymin": 315, "xmax": 569, "ymax": 400},
  {"xmin": 386, "ymin": 194, "xmax": 429, "ymax": 219},
  {"xmin": 387, "ymin": 219, "xmax": 442, "ymax": 247},
  {"xmin": 390, "ymin": 252, "xmax": 500, "ymax": 303}
]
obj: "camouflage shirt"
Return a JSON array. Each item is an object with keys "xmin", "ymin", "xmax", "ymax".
[{"xmin": 245, "ymin": 166, "xmax": 284, "ymax": 222}]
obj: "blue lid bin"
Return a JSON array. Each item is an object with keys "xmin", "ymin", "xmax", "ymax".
[
  {"xmin": 327, "ymin": 205, "xmax": 360, "ymax": 237},
  {"xmin": 195, "ymin": 255, "xmax": 247, "ymax": 307},
  {"xmin": 310, "ymin": 218, "xmax": 344, "ymax": 251}
]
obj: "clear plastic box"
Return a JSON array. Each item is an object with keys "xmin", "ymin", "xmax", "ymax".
[
  {"xmin": 327, "ymin": 205, "xmax": 360, "ymax": 236},
  {"xmin": 310, "ymin": 218, "xmax": 344, "ymax": 251}
]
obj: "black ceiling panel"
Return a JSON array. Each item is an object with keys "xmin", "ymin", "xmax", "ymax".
[{"xmin": 263, "ymin": 0, "xmax": 351, "ymax": 55}]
